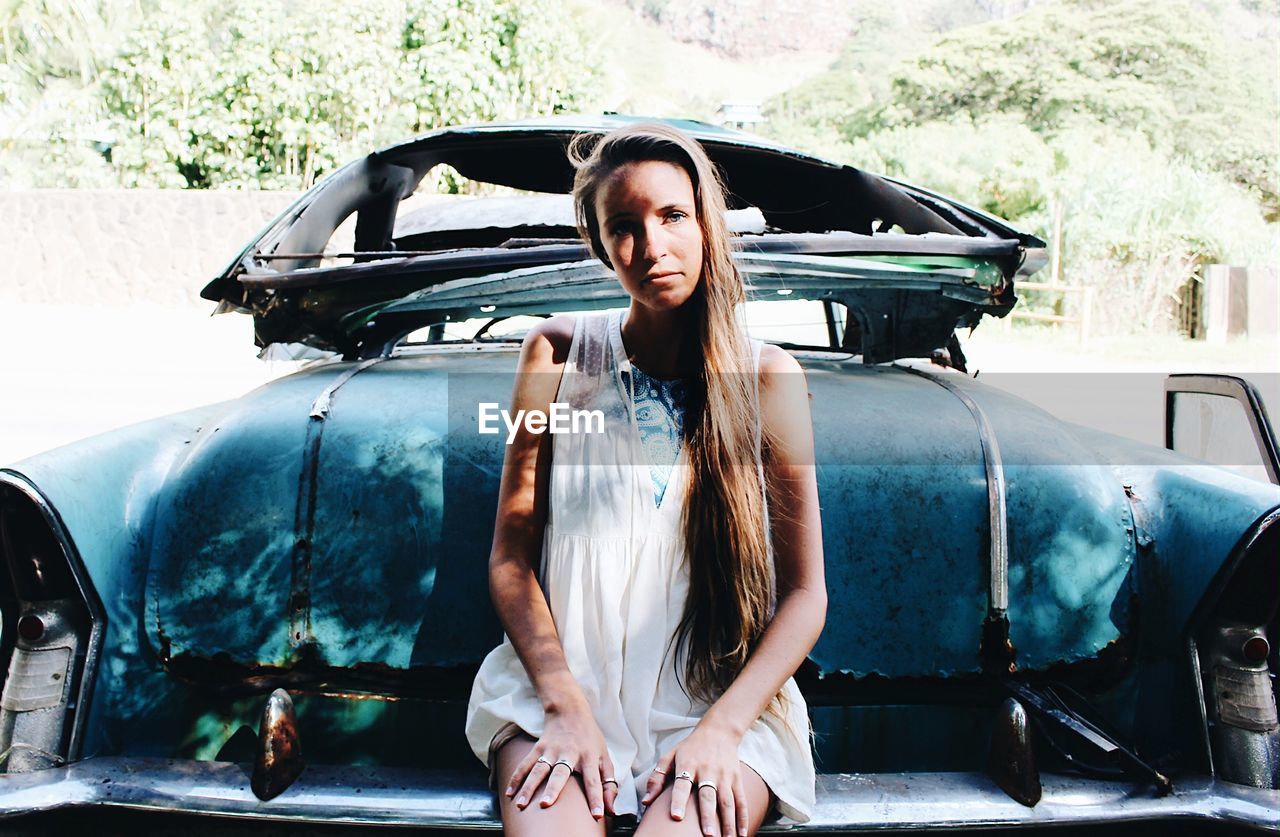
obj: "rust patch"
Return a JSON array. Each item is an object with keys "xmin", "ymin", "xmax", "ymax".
[
  {"xmin": 160, "ymin": 649, "xmax": 478, "ymax": 702},
  {"xmin": 980, "ymin": 614, "xmax": 1018, "ymax": 675},
  {"xmin": 311, "ymin": 690, "xmax": 406, "ymax": 702},
  {"xmin": 792, "ymin": 637, "xmax": 1135, "ymax": 708},
  {"xmin": 288, "ymin": 420, "xmax": 325, "ymax": 647},
  {"xmin": 159, "ymin": 638, "xmax": 1138, "ymax": 707}
]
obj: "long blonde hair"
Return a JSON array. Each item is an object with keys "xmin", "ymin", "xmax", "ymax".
[{"xmin": 569, "ymin": 124, "xmax": 778, "ymax": 709}]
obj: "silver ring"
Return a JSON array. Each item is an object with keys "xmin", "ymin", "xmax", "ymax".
[
  {"xmin": 552, "ymin": 759, "xmax": 573, "ymax": 771},
  {"xmin": 602, "ymin": 777, "xmax": 618, "ymax": 786},
  {"xmin": 674, "ymin": 771, "xmax": 693, "ymax": 783},
  {"xmin": 652, "ymin": 766, "xmax": 667, "ymax": 775},
  {"xmin": 536, "ymin": 756, "xmax": 551, "ymax": 766},
  {"xmin": 697, "ymin": 780, "xmax": 718, "ymax": 792}
]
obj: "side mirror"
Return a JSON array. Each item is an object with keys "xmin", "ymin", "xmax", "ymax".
[{"xmin": 1165, "ymin": 374, "xmax": 1278, "ymax": 485}]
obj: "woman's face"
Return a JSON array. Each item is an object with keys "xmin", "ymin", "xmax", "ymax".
[{"xmin": 595, "ymin": 160, "xmax": 704, "ymax": 313}]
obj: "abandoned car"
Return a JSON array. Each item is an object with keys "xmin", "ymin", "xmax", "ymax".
[{"xmin": 0, "ymin": 116, "xmax": 1276, "ymax": 831}]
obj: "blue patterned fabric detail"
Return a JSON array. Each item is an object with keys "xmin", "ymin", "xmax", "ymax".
[{"xmin": 626, "ymin": 365, "xmax": 687, "ymax": 507}]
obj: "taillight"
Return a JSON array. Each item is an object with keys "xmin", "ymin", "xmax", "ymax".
[
  {"xmin": 1191, "ymin": 509, "xmax": 1280, "ymax": 789},
  {"xmin": 0, "ymin": 476, "xmax": 103, "ymax": 773}
]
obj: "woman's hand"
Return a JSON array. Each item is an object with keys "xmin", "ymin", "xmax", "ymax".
[
  {"xmin": 642, "ymin": 717, "xmax": 748, "ymax": 837},
  {"xmin": 506, "ymin": 700, "xmax": 618, "ymax": 820}
]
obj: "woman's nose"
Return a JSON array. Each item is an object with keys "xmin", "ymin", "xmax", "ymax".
[{"xmin": 640, "ymin": 222, "xmax": 668, "ymax": 261}]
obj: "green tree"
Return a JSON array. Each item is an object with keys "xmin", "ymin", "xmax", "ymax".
[
  {"xmin": 861, "ymin": 0, "xmax": 1278, "ymax": 217},
  {"xmin": 1, "ymin": 0, "xmax": 114, "ymax": 100},
  {"xmin": 0, "ymin": 0, "xmax": 140, "ymax": 186},
  {"xmin": 98, "ymin": 0, "xmax": 600, "ymax": 189},
  {"xmin": 1049, "ymin": 125, "xmax": 1274, "ymax": 333},
  {"xmin": 764, "ymin": 0, "xmax": 1278, "ymax": 335},
  {"xmin": 850, "ymin": 115, "xmax": 1056, "ymax": 222}
]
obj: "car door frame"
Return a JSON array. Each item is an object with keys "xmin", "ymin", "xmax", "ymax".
[{"xmin": 1165, "ymin": 373, "xmax": 1279, "ymax": 485}]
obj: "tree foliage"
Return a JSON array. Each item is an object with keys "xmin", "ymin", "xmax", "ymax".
[
  {"xmin": 1047, "ymin": 127, "xmax": 1273, "ymax": 332},
  {"xmin": 866, "ymin": 0, "xmax": 1277, "ymax": 215},
  {"xmin": 851, "ymin": 115, "xmax": 1055, "ymax": 222},
  {"xmin": 0, "ymin": 0, "xmax": 140, "ymax": 186},
  {"xmin": 764, "ymin": 0, "xmax": 1278, "ymax": 335},
  {"xmin": 2, "ymin": 0, "xmax": 600, "ymax": 189},
  {"xmin": 0, "ymin": 0, "xmax": 123, "ymax": 101},
  {"xmin": 97, "ymin": 0, "xmax": 599, "ymax": 189}
]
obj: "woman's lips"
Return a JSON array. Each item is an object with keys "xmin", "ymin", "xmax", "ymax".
[{"xmin": 645, "ymin": 271, "xmax": 680, "ymax": 281}]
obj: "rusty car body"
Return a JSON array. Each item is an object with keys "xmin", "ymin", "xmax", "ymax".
[{"xmin": 0, "ymin": 116, "xmax": 1276, "ymax": 831}]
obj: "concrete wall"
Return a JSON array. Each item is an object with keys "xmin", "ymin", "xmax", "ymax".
[{"xmin": 0, "ymin": 189, "xmax": 302, "ymax": 306}]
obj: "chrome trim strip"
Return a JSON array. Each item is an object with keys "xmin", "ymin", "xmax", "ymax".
[
  {"xmin": 898, "ymin": 368, "xmax": 1009, "ymax": 616},
  {"xmin": 0, "ymin": 471, "xmax": 106, "ymax": 763},
  {"xmin": 1189, "ymin": 635, "xmax": 1215, "ymax": 777},
  {"xmin": 0, "ymin": 758, "xmax": 1276, "ymax": 831},
  {"xmin": 308, "ymin": 357, "xmax": 385, "ymax": 419}
]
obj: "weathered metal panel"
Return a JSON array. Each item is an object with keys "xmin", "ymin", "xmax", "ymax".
[
  {"xmin": 135, "ymin": 355, "xmax": 1155, "ymax": 681},
  {"xmin": 3, "ymin": 405, "xmax": 227, "ymax": 757},
  {"xmin": 145, "ymin": 366, "xmax": 352, "ymax": 665},
  {"xmin": 1066, "ymin": 425, "xmax": 1280, "ymax": 766},
  {"xmin": 8, "ymin": 349, "xmax": 1280, "ymax": 775},
  {"xmin": 957, "ymin": 381, "xmax": 1139, "ymax": 670},
  {"xmin": 142, "ymin": 356, "xmax": 513, "ymax": 671},
  {"xmin": 303, "ymin": 364, "xmax": 447, "ymax": 668},
  {"xmin": 804, "ymin": 363, "xmax": 989, "ymax": 677}
]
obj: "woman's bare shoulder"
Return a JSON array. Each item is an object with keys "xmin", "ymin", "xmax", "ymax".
[
  {"xmin": 758, "ymin": 342, "xmax": 804, "ymax": 377},
  {"xmin": 758, "ymin": 343, "xmax": 813, "ymax": 448},
  {"xmin": 518, "ymin": 315, "xmax": 577, "ymax": 371}
]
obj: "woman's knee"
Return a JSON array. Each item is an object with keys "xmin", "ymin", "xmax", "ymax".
[
  {"xmin": 634, "ymin": 786, "xmax": 705, "ymax": 837},
  {"xmin": 494, "ymin": 734, "xmax": 605, "ymax": 837},
  {"xmin": 635, "ymin": 762, "xmax": 771, "ymax": 837}
]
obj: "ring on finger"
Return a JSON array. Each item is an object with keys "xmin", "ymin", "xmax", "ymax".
[
  {"xmin": 535, "ymin": 756, "xmax": 551, "ymax": 766},
  {"xmin": 602, "ymin": 777, "xmax": 618, "ymax": 786},
  {"xmin": 675, "ymin": 771, "xmax": 693, "ymax": 783},
  {"xmin": 697, "ymin": 779, "xmax": 718, "ymax": 792},
  {"xmin": 551, "ymin": 759, "xmax": 573, "ymax": 770},
  {"xmin": 652, "ymin": 766, "xmax": 667, "ymax": 775}
]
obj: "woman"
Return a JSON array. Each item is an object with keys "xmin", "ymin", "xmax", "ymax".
[{"xmin": 465, "ymin": 123, "xmax": 826, "ymax": 837}]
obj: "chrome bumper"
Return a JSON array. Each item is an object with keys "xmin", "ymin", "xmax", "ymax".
[{"xmin": 0, "ymin": 758, "xmax": 1276, "ymax": 831}]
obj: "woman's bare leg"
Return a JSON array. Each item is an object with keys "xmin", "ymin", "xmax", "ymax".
[
  {"xmin": 494, "ymin": 733, "xmax": 606, "ymax": 837},
  {"xmin": 634, "ymin": 762, "xmax": 771, "ymax": 837}
]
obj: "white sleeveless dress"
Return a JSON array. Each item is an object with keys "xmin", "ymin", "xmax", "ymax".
[{"xmin": 465, "ymin": 310, "xmax": 815, "ymax": 823}]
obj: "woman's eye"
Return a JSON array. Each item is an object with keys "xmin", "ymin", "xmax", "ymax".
[
  {"xmin": 610, "ymin": 222, "xmax": 633, "ymax": 236},
  {"xmin": 666, "ymin": 211, "xmax": 687, "ymax": 223}
]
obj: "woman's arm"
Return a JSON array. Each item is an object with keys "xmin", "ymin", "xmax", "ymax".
[
  {"xmin": 487, "ymin": 316, "xmax": 618, "ymax": 819},
  {"xmin": 645, "ymin": 344, "xmax": 826, "ymax": 834}
]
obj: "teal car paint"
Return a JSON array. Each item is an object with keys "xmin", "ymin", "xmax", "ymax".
[
  {"xmin": 1, "ymin": 118, "xmax": 1276, "ymax": 830},
  {"xmin": 131, "ymin": 359, "xmax": 1144, "ymax": 678},
  {"xmin": 8, "ymin": 357, "xmax": 1276, "ymax": 772}
]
